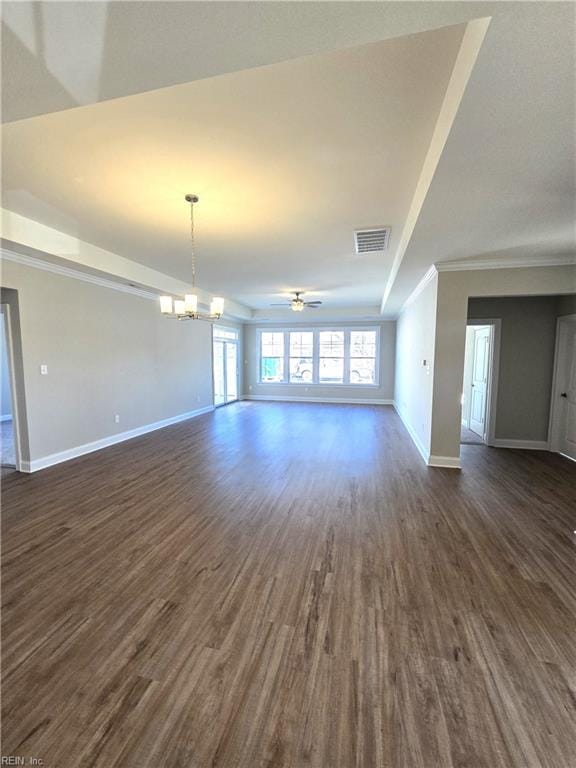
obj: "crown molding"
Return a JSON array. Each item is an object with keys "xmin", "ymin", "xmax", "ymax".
[
  {"xmin": 435, "ymin": 254, "xmax": 576, "ymax": 272},
  {"xmin": 1, "ymin": 248, "xmax": 159, "ymax": 301},
  {"xmin": 399, "ymin": 265, "xmax": 438, "ymax": 314},
  {"xmin": 0, "ymin": 248, "xmax": 246, "ymax": 319}
]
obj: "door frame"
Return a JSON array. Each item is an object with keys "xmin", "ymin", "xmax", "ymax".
[
  {"xmin": 1, "ymin": 303, "xmax": 23, "ymax": 470},
  {"xmin": 548, "ymin": 313, "xmax": 576, "ymax": 457},
  {"xmin": 465, "ymin": 318, "xmax": 501, "ymax": 446},
  {"xmin": 212, "ymin": 326, "xmax": 240, "ymax": 408}
]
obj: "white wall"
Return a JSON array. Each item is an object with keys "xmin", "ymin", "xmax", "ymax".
[
  {"xmin": 393, "ymin": 272, "xmax": 438, "ymax": 461},
  {"xmin": 0, "ymin": 313, "xmax": 13, "ymax": 420},
  {"xmin": 243, "ymin": 321, "xmax": 396, "ymax": 403},
  {"xmin": 1, "ymin": 259, "xmax": 215, "ymax": 467}
]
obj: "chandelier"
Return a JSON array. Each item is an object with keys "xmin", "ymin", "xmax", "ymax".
[{"xmin": 159, "ymin": 194, "xmax": 224, "ymax": 321}]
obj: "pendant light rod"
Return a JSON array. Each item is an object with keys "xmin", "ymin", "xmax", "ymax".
[
  {"xmin": 159, "ymin": 193, "xmax": 225, "ymax": 321},
  {"xmin": 185, "ymin": 194, "xmax": 199, "ymax": 291}
]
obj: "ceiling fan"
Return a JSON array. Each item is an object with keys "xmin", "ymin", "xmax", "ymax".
[{"xmin": 270, "ymin": 291, "xmax": 323, "ymax": 312}]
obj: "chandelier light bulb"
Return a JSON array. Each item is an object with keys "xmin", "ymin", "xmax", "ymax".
[
  {"xmin": 159, "ymin": 296, "xmax": 174, "ymax": 314},
  {"xmin": 211, "ymin": 297, "xmax": 225, "ymax": 317},
  {"xmin": 184, "ymin": 294, "xmax": 198, "ymax": 313}
]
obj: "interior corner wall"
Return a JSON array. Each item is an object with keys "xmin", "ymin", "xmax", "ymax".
[
  {"xmin": 393, "ymin": 272, "xmax": 438, "ymax": 461},
  {"xmin": 1, "ymin": 259, "xmax": 214, "ymax": 467},
  {"xmin": 430, "ymin": 265, "xmax": 576, "ymax": 462}
]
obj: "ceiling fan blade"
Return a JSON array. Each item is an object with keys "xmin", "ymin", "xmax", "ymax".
[
  {"xmin": 270, "ymin": 303, "xmax": 290, "ymax": 306},
  {"xmin": 304, "ymin": 301, "xmax": 322, "ymax": 306}
]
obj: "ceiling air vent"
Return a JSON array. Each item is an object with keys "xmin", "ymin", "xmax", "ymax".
[{"xmin": 354, "ymin": 227, "xmax": 390, "ymax": 255}]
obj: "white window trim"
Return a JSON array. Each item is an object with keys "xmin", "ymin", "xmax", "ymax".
[
  {"xmin": 257, "ymin": 326, "xmax": 381, "ymax": 387},
  {"xmin": 214, "ymin": 325, "xmax": 240, "ymax": 341}
]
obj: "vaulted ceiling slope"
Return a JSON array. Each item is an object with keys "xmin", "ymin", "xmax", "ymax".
[
  {"xmin": 1, "ymin": 23, "xmax": 466, "ymax": 309},
  {"xmin": 2, "ymin": 2, "xmax": 574, "ymax": 317},
  {"xmin": 0, "ymin": 1, "xmax": 532, "ymax": 124}
]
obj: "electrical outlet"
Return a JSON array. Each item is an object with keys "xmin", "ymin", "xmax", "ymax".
[
  {"xmin": 114, "ymin": 414, "xmax": 120, "ymax": 424},
  {"xmin": 196, "ymin": 395, "xmax": 201, "ymax": 403},
  {"xmin": 40, "ymin": 364, "xmax": 48, "ymax": 375}
]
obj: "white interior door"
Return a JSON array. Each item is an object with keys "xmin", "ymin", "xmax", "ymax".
[
  {"xmin": 556, "ymin": 321, "xmax": 576, "ymax": 461},
  {"xmin": 469, "ymin": 326, "xmax": 490, "ymax": 438}
]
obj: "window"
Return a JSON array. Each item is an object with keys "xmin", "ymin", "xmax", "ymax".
[
  {"xmin": 319, "ymin": 330, "xmax": 344, "ymax": 384},
  {"xmin": 257, "ymin": 327, "xmax": 380, "ymax": 386},
  {"xmin": 260, "ymin": 332, "xmax": 284, "ymax": 382},
  {"xmin": 349, "ymin": 330, "xmax": 377, "ymax": 385},
  {"xmin": 289, "ymin": 331, "xmax": 314, "ymax": 383},
  {"xmin": 214, "ymin": 326, "xmax": 239, "ymax": 341}
]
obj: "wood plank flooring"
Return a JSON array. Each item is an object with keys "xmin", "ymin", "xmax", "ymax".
[{"xmin": 1, "ymin": 402, "xmax": 575, "ymax": 767}]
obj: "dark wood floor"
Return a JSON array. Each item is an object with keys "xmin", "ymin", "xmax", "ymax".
[{"xmin": 2, "ymin": 402, "xmax": 575, "ymax": 767}]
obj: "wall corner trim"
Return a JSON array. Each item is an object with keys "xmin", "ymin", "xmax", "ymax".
[{"xmin": 19, "ymin": 405, "xmax": 215, "ymax": 473}]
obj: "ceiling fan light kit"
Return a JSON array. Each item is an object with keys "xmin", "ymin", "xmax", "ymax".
[
  {"xmin": 271, "ymin": 291, "xmax": 323, "ymax": 312},
  {"xmin": 159, "ymin": 195, "xmax": 225, "ymax": 322}
]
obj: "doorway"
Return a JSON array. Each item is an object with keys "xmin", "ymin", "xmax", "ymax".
[
  {"xmin": 461, "ymin": 321, "xmax": 499, "ymax": 445},
  {"xmin": 1, "ymin": 305, "xmax": 18, "ymax": 470},
  {"xmin": 213, "ymin": 327, "xmax": 239, "ymax": 406},
  {"xmin": 549, "ymin": 314, "xmax": 576, "ymax": 461}
]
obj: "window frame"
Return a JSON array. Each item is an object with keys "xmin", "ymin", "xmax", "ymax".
[
  {"xmin": 257, "ymin": 327, "xmax": 380, "ymax": 387},
  {"xmin": 259, "ymin": 330, "xmax": 286, "ymax": 383}
]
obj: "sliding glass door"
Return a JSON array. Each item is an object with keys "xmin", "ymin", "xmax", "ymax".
[{"xmin": 213, "ymin": 327, "xmax": 239, "ymax": 406}]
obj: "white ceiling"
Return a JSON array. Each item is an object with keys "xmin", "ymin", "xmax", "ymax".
[
  {"xmin": 2, "ymin": 2, "xmax": 574, "ymax": 317},
  {"xmin": 384, "ymin": 2, "xmax": 576, "ymax": 314},
  {"xmin": 1, "ymin": 24, "xmax": 465, "ymax": 309},
  {"xmin": 0, "ymin": 2, "xmax": 501, "ymax": 124}
]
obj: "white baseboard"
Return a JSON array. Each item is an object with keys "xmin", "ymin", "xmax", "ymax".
[
  {"xmin": 392, "ymin": 402, "xmax": 461, "ymax": 469},
  {"xmin": 428, "ymin": 455, "xmax": 462, "ymax": 469},
  {"xmin": 392, "ymin": 402, "xmax": 430, "ymax": 465},
  {"xmin": 243, "ymin": 395, "xmax": 393, "ymax": 405},
  {"xmin": 20, "ymin": 405, "xmax": 214, "ymax": 473},
  {"xmin": 491, "ymin": 438, "xmax": 549, "ymax": 451},
  {"xmin": 0, "ymin": 414, "xmax": 12, "ymax": 423}
]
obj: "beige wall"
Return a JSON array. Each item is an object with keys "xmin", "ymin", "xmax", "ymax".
[
  {"xmin": 243, "ymin": 321, "xmax": 396, "ymax": 402},
  {"xmin": 431, "ymin": 265, "xmax": 576, "ymax": 460},
  {"xmin": 1, "ymin": 259, "xmax": 214, "ymax": 465},
  {"xmin": 468, "ymin": 296, "xmax": 560, "ymax": 441},
  {"xmin": 394, "ymin": 273, "xmax": 438, "ymax": 458}
]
